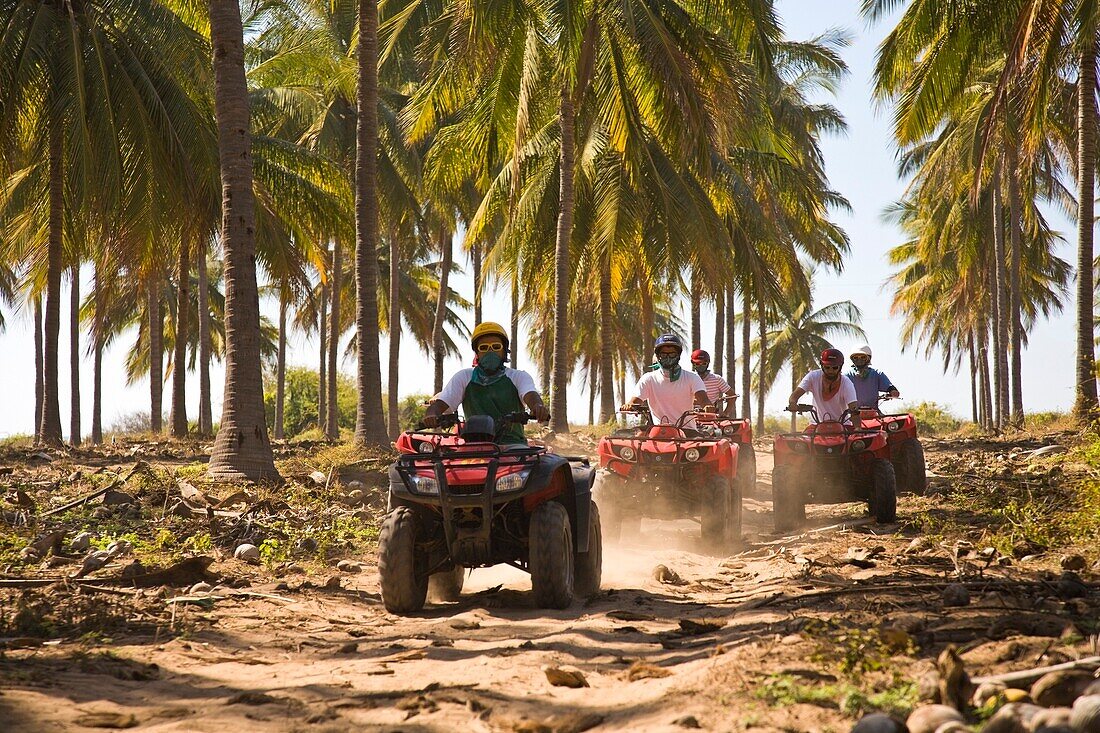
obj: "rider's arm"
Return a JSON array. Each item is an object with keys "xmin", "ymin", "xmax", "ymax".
[
  {"xmin": 423, "ymin": 370, "xmax": 471, "ymax": 426},
  {"xmin": 881, "ymin": 373, "xmax": 900, "ymax": 399},
  {"xmin": 787, "ymin": 386, "xmax": 807, "ymax": 410},
  {"xmin": 693, "ymin": 390, "xmax": 713, "ymax": 410},
  {"xmin": 848, "ymin": 400, "xmax": 861, "ymax": 428},
  {"xmin": 621, "ymin": 374, "xmax": 648, "ymax": 411},
  {"xmin": 721, "ymin": 388, "xmax": 737, "ymax": 416},
  {"xmin": 521, "ymin": 391, "xmax": 551, "ymax": 422},
  {"xmin": 422, "ymin": 399, "xmax": 451, "ymax": 427}
]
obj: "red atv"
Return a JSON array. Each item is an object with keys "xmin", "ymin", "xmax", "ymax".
[
  {"xmin": 594, "ymin": 405, "xmax": 741, "ymax": 549},
  {"xmin": 771, "ymin": 404, "xmax": 897, "ymax": 532},
  {"xmin": 856, "ymin": 394, "xmax": 927, "ymax": 494},
  {"xmin": 710, "ymin": 396, "xmax": 756, "ymax": 496},
  {"xmin": 379, "ymin": 412, "xmax": 601, "ymax": 614}
]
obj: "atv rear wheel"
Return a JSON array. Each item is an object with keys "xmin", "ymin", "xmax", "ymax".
[
  {"xmin": 574, "ymin": 501, "xmax": 602, "ymax": 597},
  {"xmin": 737, "ymin": 443, "xmax": 757, "ymax": 497},
  {"xmin": 529, "ymin": 501, "xmax": 574, "ymax": 609},
  {"xmin": 701, "ymin": 475, "xmax": 732, "ymax": 549},
  {"xmin": 870, "ymin": 459, "xmax": 897, "ymax": 524},
  {"xmin": 378, "ymin": 507, "xmax": 428, "ymax": 613},
  {"xmin": 899, "ymin": 439, "xmax": 927, "ymax": 494},
  {"xmin": 772, "ymin": 465, "xmax": 805, "ymax": 533},
  {"xmin": 427, "ymin": 565, "xmax": 464, "ymax": 602}
]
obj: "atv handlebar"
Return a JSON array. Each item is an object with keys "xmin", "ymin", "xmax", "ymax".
[{"xmin": 415, "ymin": 410, "xmax": 543, "ymax": 432}]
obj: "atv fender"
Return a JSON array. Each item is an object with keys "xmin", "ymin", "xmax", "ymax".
[{"xmin": 521, "ymin": 455, "xmax": 594, "ymax": 554}]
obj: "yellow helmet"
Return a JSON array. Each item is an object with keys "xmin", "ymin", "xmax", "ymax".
[{"xmin": 470, "ymin": 321, "xmax": 509, "ymax": 349}]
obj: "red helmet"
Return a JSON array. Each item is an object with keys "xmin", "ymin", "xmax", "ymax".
[
  {"xmin": 819, "ymin": 348, "xmax": 844, "ymax": 367},
  {"xmin": 690, "ymin": 349, "xmax": 710, "ymax": 364}
]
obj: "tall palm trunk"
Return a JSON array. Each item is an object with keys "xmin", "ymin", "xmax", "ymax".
[
  {"xmin": 149, "ymin": 280, "xmax": 164, "ymax": 433},
  {"xmin": 725, "ymin": 288, "xmax": 736, "ymax": 386},
  {"xmin": 353, "ymin": 0, "xmax": 389, "ymax": 446},
  {"xmin": 510, "ymin": 274, "xmax": 519, "ymax": 370},
  {"xmin": 472, "ymin": 241, "xmax": 482, "ymax": 323},
  {"xmin": 274, "ymin": 285, "xmax": 287, "ymax": 440},
  {"xmin": 388, "ymin": 230, "xmax": 401, "ymax": 438},
  {"xmin": 756, "ymin": 297, "xmax": 766, "ymax": 434},
  {"xmin": 40, "ymin": 118, "xmax": 64, "ymax": 446},
  {"xmin": 432, "ymin": 227, "xmax": 451, "ymax": 394},
  {"xmin": 598, "ymin": 251, "xmax": 615, "ymax": 423},
  {"xmin": 34, "ymin": 296, "xmax": 43, "ymax": 441},
  {"xmin": 172, "ymin": 230, "xmax": 190, "ymax": 437},
  {"xmin": 742, "ymin": 289, "xmax": 751, "ymax": 420},
  {"xmin": 714, "ymin": 289, "xmax": 724, "ymax": 374},
  {"xmin": 978, "ymin": 325, "xmax": 993, "ymax": 431},
  {"xmin": 1006, "ymin": 146, "xmax": 1024, "ymax": 427},
  {"xmin": 549, "ymin": 83, "xmax": 575, "ymax": 433},
  {"xmin": 1075, "ymin": 31, "xmax": 1099, "ymax": 421},
  {"xmin": 318, "ymin": 278, "xmax": 328, "ymax": 431},
  {"xmin": 689, "ymin": 271, "xmax": 700, "ymax": 349},
  {"xmin": 197, "ymin": 241, "xmax": 213, "ymax": 436},
  {"xmin": 588, "ymin": 373, "xmax": 596, "ymax": 425},
  {"xmin": 69, "ymin": 264, "xmax": 80, "ymax": 445},
  {"xmin": 540, "ymin": 331, "xmax": 551, "ymax": 397},
  {"xmin": 968, "ymin": 330, "xmax": 978, "ymax": 425},
  {"xmin": 790, "ymin": 361, "xmax": 799, "ymax": 432},
  {"xmin": 206, "ymin": 0, "xmax": 278, "ymax": 480},
  {"xmin": 327, "ymin": 240, "xmax": 342, "ymax": 439},
  {"xmin": 640, "ymin": 275, "xmax": 654, "ymax": 377},
  {"xmin": 991, "ymin": 178, "xmax": 1008, "ymax": 429},
  {"xmin": 92, "ymin": 263, "xmax": 103, "ymax": 444}
]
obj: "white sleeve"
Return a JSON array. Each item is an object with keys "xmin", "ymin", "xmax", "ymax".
[
  {"xmin": 630, "ymin": 373, "xmax": 649, "ymax": 401},
  {"xmin": 840, "ymin": 376, "xmax": 857, "ymax": 405},
  {"xmin": 798, "ymin": 371, "xmax": 816, "ymax": 392},
  {"xmin": 687, "ymin": 372, "xmax": 706, "ymax": 394},
  {"xmin": 510, "ymin": 369, "xmax": 538, "ymax": 398},
  {"xmin": 435, "ymin": 369, "xmax": 473, "ymax": 412}
]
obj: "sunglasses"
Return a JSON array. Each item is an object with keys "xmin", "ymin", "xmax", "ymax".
[
  {"xmin": 476, "ymin": 342, "xmax": 505, "ymax": 353},
  {"xmin": 851, "ymin": 356, "xmax": 870, "ymax": 362},
  {"xmin": 822, "ymin": 365, "xmax": 841, "ymax": 371}
]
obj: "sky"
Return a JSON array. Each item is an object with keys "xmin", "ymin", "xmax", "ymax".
[{"xmin": 0, "ymin": 0, "xmax": 1082, "ymax": 439}]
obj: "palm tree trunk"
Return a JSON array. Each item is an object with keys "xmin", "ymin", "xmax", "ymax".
[
  {"xmin": 725, "ymin": 288, "xmax": 736, "ymax": 385},
  {"xmin": 968, "ymin": 330, "xmax": 978, "ymax": 425},
  {"xmin": 387, "ymin": 230, "xmax": 401, "ymax": 438},
  {"xmin": 598, "ymin": 250, "xmax": 615, "ymax": 423},
  {"xmin": 69, "ymin": 264, "xmax": 80, "ymax": 446},
  {"xmin": 689, "ymin": 271, "xmax": 700, "ymax": 349},
  {"xmin": 742, "ymin": 289, "xmax": 751, "ymax": 420},
  {"xmin": 510, "ymin": 273, "xmax": 519, "ymax": 371},
  {"xmin": 91, "ymin": 264, "xmax": 103, "ymax": 445},
  {"xmin": 1075, "ymin": 31, "xmax": 1099, "ymax": 421},
  {"xmin": 432, "ymin": 227, "xmax": 451, "ymax": 395},
  {"xmin": 588, "ymin": 373, "xmax": 595, "ymax": 425},
  {"xmin": 978, "ymin": 325, "xmax": 993, "ymax": 431},
  {"xmin": 327, "ymin": 240, "xmax": 342, "ymax": 439},
  {"xmin": 34, "ymin": 296, "xmax": 43, "ymax": 442},
  {"xmin": 472, "ymin": 241, "xmax": 482, "ymax": 323},
  {"xmin": 714, "ymin": 289, "xmax": 724, "ymax": 374},
  {"xmin": 756, "ymin": 296, "xmax": 766, "ymax": 434},
  {"xmin": 171, "ymin": 230, "xmax": 190, "ymax": 438},
  {"xmin": 640, "ymin": 275, "xmax": 654, "ymax": 377},
  {"xmin": 549, "ymin": 83, "xmax": 575, "ymax": 434},
  {"xmin": 206, "ymin": 0, "xmax": 278, "ymax": 480},
  {"xmin": 318, "ymin": 277, "xmax": 328, "ymax": 431},
  {"xmin": 197, "ymin": 240, "xmax": 213, "ymax": 436},
  {"xmin": 149, "ymin": 279, "xmax": 164, "ymax": 434},
  {"xmin": 352, "ymin": 0, "xmax": 389, "ymax": 446},
  {"xmin": 540, "ymin": 327, "xmax": 551, "ymax": 397},
  {"xmin": 40, "ymin": 118, "xmax": 64, "ymax": 446},
  {"xmin": 1006, "ymin": 146, "xmax": 1025, "ymax": 428},
  {"xmin": 274, "ymin": 285, "xmax": 287, "ymax": 440},
  {"xmin": 991, "ymin": 178, "xmax": 1008, "ymax": 429},
  {"xmin": 790, "ymin": 361, "xmax": 798, "ymax": 433}
]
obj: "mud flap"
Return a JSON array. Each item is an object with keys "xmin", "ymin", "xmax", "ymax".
[{"xmin": 571, "ymin": 465, "xmax": 595, "ymax": 553}]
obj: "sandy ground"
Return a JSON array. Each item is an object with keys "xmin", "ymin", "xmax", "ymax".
[{"xmin": 1, "ymin": 441, "xmax": 1095, "ymax": 732}]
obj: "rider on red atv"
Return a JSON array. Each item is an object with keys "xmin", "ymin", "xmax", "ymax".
[
  {"xmin": 847, "ymin": 345, "xmax": 899, "ymax": 409},
  {"xmin": 690, "ymin": 349, "xmax": 737, "ymax": 416},
  {"xmin": 621, "ymin": 334, "xmax": 713, "ymax": 422},
  {"xmin": 787, "ymin": 348, "xmax": 861, "ymax": 427},
  {"xmin": 423, "ymin": 321, "xmax": 550, "ymax": 441}
]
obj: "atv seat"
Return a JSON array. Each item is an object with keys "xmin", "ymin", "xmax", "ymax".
[
  {"xmin": 647, "ymin": 425, "xmax": 683, "ymax": 440},
  {"xmin": 807, "ymin": 421, "xmax": 846, "ymax": 436}
]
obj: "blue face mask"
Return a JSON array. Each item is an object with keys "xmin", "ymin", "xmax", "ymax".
[
  {"xmin": 657, "ymin": 354, "xmax": 679, "ymax": 370},
  {"xmin": 478, "ymin": 351, "xmax": 504, "ymax": 373}
]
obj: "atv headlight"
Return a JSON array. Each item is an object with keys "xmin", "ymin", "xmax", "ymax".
[
  {"xmin": 619, "ymin": 446, "xmax": 636, "ymax": 462},
  {"xmin": 723, "ymin": 426, "xmax": 737, "ymax": 436},
  {"xmin": 417, "ymin": 441, "xmax": 435, "ymax": 453},
  {"xmin": 887, "ymin": 422, "xmax": 901, "ymax": 432},
  {"xmin": 411, "ymin": 475, "xmax": 439, "ymax": 495},
  {"xmin": 850, "ymin": 439, "xmax": 867, "ymax": 453},
  {"xmin": 684, "ymin": 447, "xmax": 701, "ymax": 462},
  {"xmin": 495, "ymin": 469, "xmax": 531, "ymax": 493}
]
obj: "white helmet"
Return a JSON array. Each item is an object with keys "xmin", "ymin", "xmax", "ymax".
[{"xmin": 851, "ymin": 345, "xmax": 872, "ymax": 359}]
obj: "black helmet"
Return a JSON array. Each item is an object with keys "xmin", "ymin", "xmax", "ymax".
[{"xmin": 653, "ymin": 333, "xmax": 683, "ymax": 355}]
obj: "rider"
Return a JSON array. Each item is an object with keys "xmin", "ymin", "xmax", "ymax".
[
  {"xmin": 621, "ymin": 334, "xmax": 712, "ymax": 426},
  {"xmin": 847, "ymin": 345, "xmax": 900, "ymax": 408},
  {"xmin": 787, "ymin": 348, "xmax": 861, "ymax": 426},
  {"xmin": 690, "ymin": 349, "xmax": 737, "ymax": 416},
  {"xmin": 422, "ymin": 321, "xmax": 550, "ymax": 443}
]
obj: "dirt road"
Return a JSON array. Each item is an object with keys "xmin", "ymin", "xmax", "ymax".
[{"xmin": 2, "ymin": 437, "xmax": 1097, "ymax": 732}]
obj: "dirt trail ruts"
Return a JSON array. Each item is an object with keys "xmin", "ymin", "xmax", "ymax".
[{"xmin": 1, "ymin": 439, "xmax": 1095, "ymax": 732}]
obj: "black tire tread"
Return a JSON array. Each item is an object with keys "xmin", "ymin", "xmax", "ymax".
[
  {"xmin": 870, "ymin": 459, "xmax": 897, "ymax": 524},
  {"xmin": 378, "ymin": 507, "xmax": 428, "ymax": 614},
  {"xmin": 574, "ymin": 502, "xmax": 602, "ymax": 597},
  {"xmin": 529, "ymin": 501, "xmax": 574, "ymax": 609}
]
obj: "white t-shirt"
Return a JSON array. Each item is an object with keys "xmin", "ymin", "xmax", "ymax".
[
  {"xmin": 435, "ymin": 368, "xmax": 538, "ymax": 413},
  {"xmin": 630, "ymin": 369, "xmax": 707, "ymax": 425},
  {"xmin": 798, "ymin": 370, "xmax": 857, "ymax": 423}
]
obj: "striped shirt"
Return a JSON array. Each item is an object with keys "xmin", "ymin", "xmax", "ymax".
[{"xmin": 699, "ymin": 372, "xmax": 733, "ymax": 403}]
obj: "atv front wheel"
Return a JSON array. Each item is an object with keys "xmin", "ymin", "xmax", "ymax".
[
  {"xmin": 772, "ymin": 465, "xmax": 805, "ymax": 533},
  {"xmin": 574, "ymin": 501, "xmax": 602, "ymax": 597},
  {"xmin": 378, "ymin": 507, "xmax": 428, "ymax": 613},
  {"xmin": 529, "ymin": 501, "xmax": 574, "ymax": 609},
  {"xmin": 701, "ymin": 475, "xmax": 733, "ymax": 549},
  {"xmin": 870, "ymin": 459, "xmax": 898, "ymax": 524},
  {"xmin": 427, "ymin": 565, "xmax": 465, "ymax": 602},
  {"xmin": 899, "ymin": 439, "xmax": 927, "ymax": 494},
  {"xmin": 737, "ymin": 443, "xmax": 757, "ymax": 497}
]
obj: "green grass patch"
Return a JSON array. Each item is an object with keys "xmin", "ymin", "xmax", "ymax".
[{"xmin": 753, "ymin": 675, "xmax": 918, "ymax": 719}]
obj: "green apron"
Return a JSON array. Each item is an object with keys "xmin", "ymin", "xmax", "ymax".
[{"xmin": 461, "ymin": 377, "xmax": 526, "ymax": 444}]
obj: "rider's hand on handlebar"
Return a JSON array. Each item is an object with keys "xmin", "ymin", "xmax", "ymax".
[
  {"xmin": 422, "ymin": 414, "xmax": 440, "ymax": 428},
  {"xmin": 530, "ymin": 404, "xmax": 551, "ymax": 423},
  {"xmin": 786, "ymin": 402, "xmax": 798, "ymax": 413}
]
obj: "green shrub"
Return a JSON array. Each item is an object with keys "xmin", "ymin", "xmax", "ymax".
[
  {"xmin": 264, "ymin": 366, "xmax": 357, "ymax": 438},
  {"xmin": 397, "ymin": 393, "xmax": 431, "ymax": 431},
  {"xmin": 903, "ymin": 401, "xmax": 961, "ymax": 436}
]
